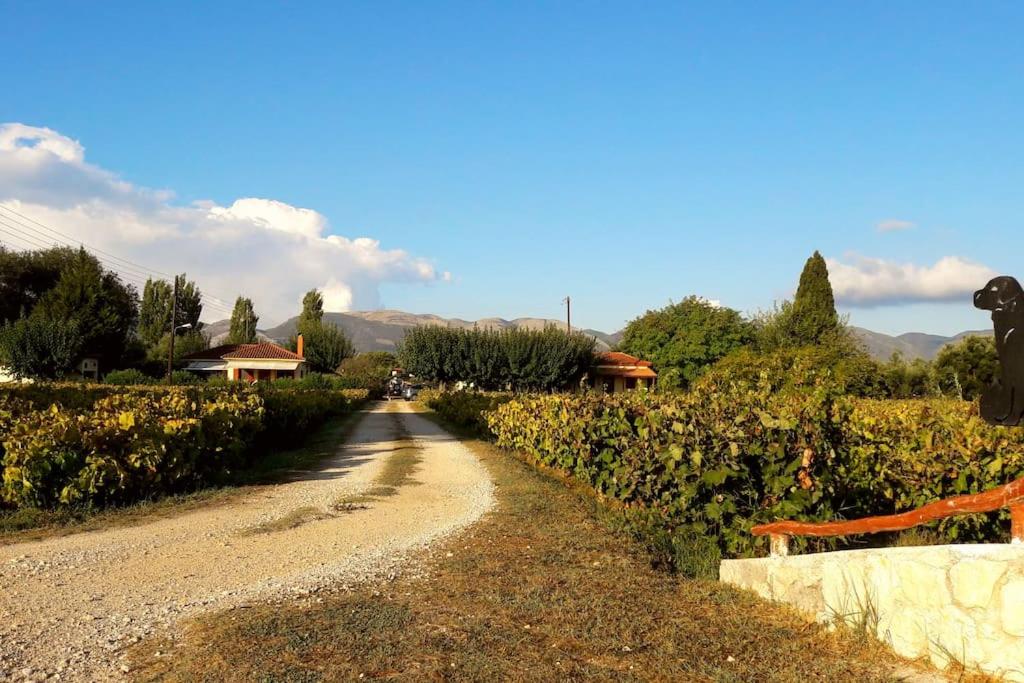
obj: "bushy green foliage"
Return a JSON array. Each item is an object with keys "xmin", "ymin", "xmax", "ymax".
[
  {"xmin": 104, "ymin": 368, "xmax": 157, "ymax": 385},
  {"xmin": 0, "ymin": 246, "xmax": 81, "ymax": 324},
  {"xmin": 400, "ymin": 326, "xmax": 596, "ymax": 391},
  {"xmin": 138, "ymin": 276, "xmax": 204, "ymax": 350},
  {"xmin": 301, "ymin": 323, "xmax": 355, "ymax": 373},
  {"xmin": 791, "ymin": 251, "xmax": 839, "ymax": 340},
  {"xmin": 338, "ymin": 352, "xmax": 397, "ymax": 391},
  {"xmin": 146, "ymin": 329, "xmax": 210, "ymax": 364},
  {"xmin": 485, "ymin": 387, "xmax": 1024, "ymax": 556},
  {"xmin": 285, "ymin": 289, "xmax": 355, "ymax": 373},
  {"xmin": 933, "ymin": 335, "xmax": 998, "ymax": 400},
  {"xmin": 0, "ymin": 383, "xmax": 369, "ymax": 509},
  {"xmin": 698, "ymin": 345, "xmax": 886, "ymax": 398},
  {"xmin": 421, "ymin": 390, "xmax": 512, "ymax": 437},
  {"xmin": 227, "ymin": 297, "xmax": 259, "ymax": 344},
  {"xmin": 0, "ymin": 316, "xmax": 84, "ymax": 380},
  {"xmin": 618, "ymin": 296, "xmax": 755, "ymax": 389},
  {"xmin": 32, "ymin": 248, "xmax": 138, "ymax": 368},
  {"xmin": 878, "ymin": 353, "xmax": 937, "ymax": 398}
]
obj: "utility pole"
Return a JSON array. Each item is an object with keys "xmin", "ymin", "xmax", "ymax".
[
  {"xmin": 167, "ymin": 276, "xmax": 179, "ymax": 383},
  {"xmin": 563, "ymin": 296, "xmax": 571, "ymax": 333}
]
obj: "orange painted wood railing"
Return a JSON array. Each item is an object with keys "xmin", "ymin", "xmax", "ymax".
[{"xmin": 751, "ymin": 475, "xmax": 1024, "ymax": 556}]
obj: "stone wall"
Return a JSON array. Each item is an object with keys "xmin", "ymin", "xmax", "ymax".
[{"xmin": 720, "ymin": 544, "xmax": 1024, "ymax": 681}]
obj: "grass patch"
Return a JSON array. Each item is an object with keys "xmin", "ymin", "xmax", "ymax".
[
  {"xmin": 239, "ymin": 506, "xmax": 335, "ymax": 536},
  {"xmin": 0, "ymin": 408, "xmax": 369, "ymax": 545},
  {"xmin": 331, "ymin": 413, "xmax": 423, "ymax": 511},
  {"xmin": 130, "ymin": 418, "xmax": 931, "ymax": 682}
]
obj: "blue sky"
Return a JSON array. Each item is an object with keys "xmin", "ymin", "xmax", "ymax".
[{"xmin": 1, "ymin": 2, "xmax": 1021, "ymax": 334}]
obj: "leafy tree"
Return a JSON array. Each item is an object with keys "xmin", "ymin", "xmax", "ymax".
[
  {"xmin": 138, "ymin": 275, "xmax": 204, "ymax": 353},
  {"xmin": 301, "ymin": 323, "xmax": 355, "ymax": 373},
  {"xmin": 227, "ymin": 297, "xmax": 258, "ymax": 344},
  {"xmin": 618, "ymin": 296, "xmax": 755, "ymax": 390},
  {"xmin": 147, "ymin": 329, "xmax": 210, "ymax": 363},
  {"xmin": 138, "ymin": 279, "xmax": 173, "ymax": 348},
  {"xmin": 933, "ymin": 335, "xmax": 998, "ymax": 400},
  {"xmin": 399, "ymin": 325, "xmax": 595, "ymax": 391},
  {"xmin": 174, "ymin": 275, "xmax": 204, "ymax": 333},
  {"xmin": 0, "ymin": 246, "xmax": 83, "ymax": 324},
  {"xmin": 339, "ymin": 351, "xmax": 397, "ymax": 389},
  {"xmin": 32, "ymin": 248, "xmax": 138, "ymax": 368},
  {"xmin": 879, "ymin": 353, "xmax": 936, "ymax": 398},
  {"xmin": 298, "ymin": 289, "xmax": 324, "ymax": 333},
  {"xmin": 0, "ymin": 316, "xmax": 83, "ymax": 379}
]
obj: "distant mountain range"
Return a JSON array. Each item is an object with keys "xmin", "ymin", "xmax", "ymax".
[
  {"xmin": 850, "ymin": 327, "xmax": 991, "ymax": 362},
  {"xmin": 202, "ymin": 311, "xmax": 986, "ymax": 362},
  {"xmin": 204, "ymin": 310, "xmax": 622, "ymax": 353}
]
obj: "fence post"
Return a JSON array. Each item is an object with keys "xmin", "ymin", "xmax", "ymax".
[
  {"xmin": 1012, "ymin": 503, "xmax": 1024, "ymax": 544},
  {"xmin": 770, "ymin": 534, "xmax": 789, "ymax": 557}
]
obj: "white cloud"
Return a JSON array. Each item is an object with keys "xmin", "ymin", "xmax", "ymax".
[
  {"xmin": 826, "ymin": 254, "xmax": 997, "ymax": 307},
  {"xmin": 0, "ymin": 123, "xmax": 447, "ymax": 324},
  {"xmin": 876, "ymin": 218, "xmax": 915, "ymax": 233}
]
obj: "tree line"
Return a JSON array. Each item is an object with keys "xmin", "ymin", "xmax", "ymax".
[
  {"xmin": 399, "ymin": 325, "xmax": 596, "ymax": 391},
  {"xmin": 0, "ymin": 245, "xmax": 357, "ymax": 380},
  {"xmin": 616, "ymin": 250, "xmax": 998, "ymax": 399}
]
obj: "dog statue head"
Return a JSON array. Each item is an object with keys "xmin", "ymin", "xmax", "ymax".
[{"xmin": 974, "ymin": 276, "xmax": 1024, "ymax": 315}]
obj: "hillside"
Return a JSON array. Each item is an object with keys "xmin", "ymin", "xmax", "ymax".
[
  {"xmin": 203, "ymin": 311, "xmax": 986, "ymax": 361},
  {"xmin": 851, "ymin": 327, "xmax": 991, "ymax": 361},
  {"xmin": 206, "ymin": 311, "xmax": 619, "ymax": 352}
]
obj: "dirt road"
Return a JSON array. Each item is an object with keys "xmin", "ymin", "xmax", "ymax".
[{"xmin": 0, "ymin": 401, "xmax": 494, "ymax": 682}]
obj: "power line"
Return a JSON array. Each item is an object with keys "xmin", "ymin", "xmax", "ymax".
[
  {"xmin": 0, "ymin": 204, "xmax": 239, "ymax": 309},
  {"xmin": 0, "ymin": 206, "xmax": 238, "ymax": 316}
]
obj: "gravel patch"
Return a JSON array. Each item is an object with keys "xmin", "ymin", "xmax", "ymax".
[{"xmin": 0, "ymin": 401, "xmax": 495, "ymax": 682}]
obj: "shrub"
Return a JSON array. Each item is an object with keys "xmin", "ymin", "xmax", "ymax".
[
  {"xmin": 421, "ymin": 390, "xmax": 512, "ymax": 437},
  {"xmin": 104, "ymin": 369, "xmax": 157, "ymax": 385},
  {"xmin": 0, "ymin": 383, "xmax": 370, "ymax": 510},
  {"xmin": 484, "ymin": 387, "xmax": 1024, "ymax": 558}
]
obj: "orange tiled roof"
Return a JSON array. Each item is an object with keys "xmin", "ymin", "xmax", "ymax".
[
  {"xmin": 595, "ymin": 351, "xmax": 653, "ymax": 368},
  {"xmin": 183, "ymin": 343, "xmax": 304, "ymax": 361}
]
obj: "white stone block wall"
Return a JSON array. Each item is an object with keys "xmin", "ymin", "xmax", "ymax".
[{"xmin": 720, "ymin": 544, "xmax": 1024, "ymax": 681}]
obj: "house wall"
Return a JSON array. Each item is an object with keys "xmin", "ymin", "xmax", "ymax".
[{"xmin": 220, "ymin": 361, "xmax": 305, "ymax": 382}]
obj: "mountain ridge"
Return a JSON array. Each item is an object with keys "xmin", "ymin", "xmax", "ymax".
[{"xmin": 202, "ymin": 311, "xmax": 986, "ymax": 361}]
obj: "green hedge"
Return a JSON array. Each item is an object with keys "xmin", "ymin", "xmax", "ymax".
[
  {"xmin": 480, "ymin": 388, "xmax": 1024, "ymax": 557},
  {"xmin": 0, "ymin": 384, "xmax": 369, "ymax": 509},
  {"xmin": 419, "ymin": 389, "xmax": 512, "ymax": 437}
]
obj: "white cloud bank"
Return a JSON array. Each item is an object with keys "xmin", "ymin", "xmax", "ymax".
[
  {"xmin": 0, "ymin": 123, "xmax": 449, "ymax": 324},
  {"xmin": 826, "ymin": 254, "xmax": 997, "ymax": 307},
  {"xmin": 876, "ymin": 218, "xmax": 915, "ymax": 233}
]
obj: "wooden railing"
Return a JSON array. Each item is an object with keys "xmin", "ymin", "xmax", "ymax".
[{"xmin": 751, "ymin": 475, "xmax": 1024, "ymax": 557}]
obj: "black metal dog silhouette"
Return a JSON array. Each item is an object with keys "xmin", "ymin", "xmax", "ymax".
[{"xmin": 974, "ymin": 276, "xmax": 1024, "ymax": 426}]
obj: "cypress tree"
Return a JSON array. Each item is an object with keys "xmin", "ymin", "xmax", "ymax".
[
  {"xmin": 790, "ymin": 250, "xmax": 839, "ymax": 345},
  {"xmin": 297, "ymin": 289, "xmax": 324, "ymax": 335}
]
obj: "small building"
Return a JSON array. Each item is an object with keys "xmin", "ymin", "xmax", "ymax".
[
  {"xmin": 182, "ymin": 336, "xmax": 308, "ymax": 382},
  {"xmin": 589, "ymin": 351, "xmax": 657, "ymax": 393},
  {"xmin": 77, "ymin": 357, "xmax": 100, "ymax": 381}
]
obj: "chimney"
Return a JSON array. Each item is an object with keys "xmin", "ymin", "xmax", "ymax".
[{"xmin": 296, "ymin": 333, "xmax": 304, "ymax": 358}]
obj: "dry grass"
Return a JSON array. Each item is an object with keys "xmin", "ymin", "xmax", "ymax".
[
  {"xmin": 239, "ymin": 506, "xmax": 336, "ymax": 536},
  {"xmin": 129, "ymin": 429, "xmax": 939, "ymax": 682},
  {"xmin": 244, "ymin": 412, "xmax": 424, "ymax": 536},
  {"xmin": 333, "ymin": 413, "xmax": 422, "ymax": 510}
]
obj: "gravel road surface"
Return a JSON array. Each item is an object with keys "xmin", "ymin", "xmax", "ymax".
[{"xmin": 0, "ymin": 401, "xmax": 494, "ymax": 681}]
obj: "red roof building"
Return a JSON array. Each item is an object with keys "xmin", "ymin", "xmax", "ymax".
[
  {"xmin": 590, "ymin": 351, "xmax": 657, "ymax": 393},
  {"xmin": 182, "ymin": 336, "xmax": 308, "ymax": 382}
]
